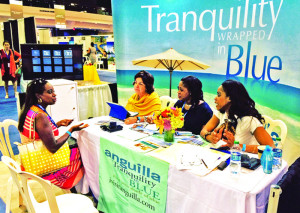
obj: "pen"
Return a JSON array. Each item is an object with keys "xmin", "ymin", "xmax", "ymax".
[{"xmin": 201, "ymin": 159, "xmax": 208, "ymax": 169}]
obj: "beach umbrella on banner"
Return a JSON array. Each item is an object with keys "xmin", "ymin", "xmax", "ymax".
[{"xmin": 132, "ymin": 48, "xmax": 210, "ymax": 97}]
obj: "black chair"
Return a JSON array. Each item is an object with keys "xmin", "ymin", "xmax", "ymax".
[{"xmin": 267, "ymin": 157, "xmax": 300, "ymax": 213}]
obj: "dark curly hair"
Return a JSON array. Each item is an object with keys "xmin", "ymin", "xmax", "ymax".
[
  {"xmin": 181, "ymin": 76, "xmax": 204, "ymax": 106},
  {"xmin": 18, "ymin": 78, "xmax": 48, "ymax": 131},
  {"xmin": 221, "ymin": 79, "xmax": 264, "ymax": 125},
  {"xmin": 133, "ymin": 70, "xmax": 155, "ymax": 94}
]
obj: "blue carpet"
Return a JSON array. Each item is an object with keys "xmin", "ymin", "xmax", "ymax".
[
  {"xmin": 98, "ymin": 70, "xmax": 116, "ymax": 83},
  {"xmin": 0, "ymin": 85, "xmax": 20, "ymax": 157}
]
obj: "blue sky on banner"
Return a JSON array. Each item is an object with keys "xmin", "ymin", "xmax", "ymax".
[{"xmin": 112, "ymin": 0, "xmax": 300, "ymax": 89}]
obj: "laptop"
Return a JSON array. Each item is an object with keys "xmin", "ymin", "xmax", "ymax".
[{"xmin": 106, "ymin": 102, "xmax": 138, "ymax": 120}]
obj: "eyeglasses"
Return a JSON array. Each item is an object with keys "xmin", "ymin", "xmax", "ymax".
[{"xmin": 132, "ymin": 81, "xmax": 145, "ymax": 86}]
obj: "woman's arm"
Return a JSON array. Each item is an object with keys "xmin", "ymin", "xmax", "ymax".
[
  {"xmin": 200, "ymin": 115, "xmax": 222, "ymax": 143},
  {"xmin": 13, "ymin": 50, "xmax": 21, "ymax": 63},
  {"xmin": 35, "ymin": 113, "xmax": 88, "ymax": 153},
  {"xmin": 242, "ymin": 127, "xmax": 274, "ymax": 153}
]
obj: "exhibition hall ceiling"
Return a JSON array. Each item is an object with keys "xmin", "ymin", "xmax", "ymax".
[{"xmin": 0, "ymin": 3, "xmax": 113, "ymax": 32}]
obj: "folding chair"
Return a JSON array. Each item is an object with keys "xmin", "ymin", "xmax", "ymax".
[{"xmin": 2, "ymin": 156, "xmax": 98, "ymax": 213}]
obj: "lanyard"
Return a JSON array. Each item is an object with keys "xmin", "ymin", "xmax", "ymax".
[
  {"xmin": 182, "ymin": 102, "xmax": 189, "ymax": 118},
  {"xmin": 37, "ymin": 104, "xmax": 58, "ymax": 128},
  {"xmin": 5, "ymin": 50, "xmax": 10, "ymax": 59}
]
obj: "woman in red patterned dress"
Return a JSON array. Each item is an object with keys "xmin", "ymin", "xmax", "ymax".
[
  {"xmin": 0, "ymin": 40, "xmax": 21, "ymax": 98},
  {"xmin": 18, "ymin": 78, "xmax": 88, "ymax": 189}
]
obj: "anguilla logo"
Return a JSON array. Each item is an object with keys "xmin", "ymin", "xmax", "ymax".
[{"xmin": 104, "ymin": 149, "xmax": 161, "ymax": 183}]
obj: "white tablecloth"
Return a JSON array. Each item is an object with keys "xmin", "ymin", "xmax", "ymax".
[
  {"xmin": 77, "ymin": 84, "xmax": 112, "ymax": 120},
  {"xmin": 74, "ymin": 117, "xmax": 288, "ymax": 213}
]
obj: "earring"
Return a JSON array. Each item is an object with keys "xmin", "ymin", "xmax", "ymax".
[{"xmin": 38, "ymin": 98, "xmax": 42, "ymax": 104}]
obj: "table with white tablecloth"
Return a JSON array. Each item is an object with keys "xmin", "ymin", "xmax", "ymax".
[
  {"xmin": 74, "ymin": 117, "xmax": 288, "ymax": 213},
  {"xmin": 77, "ymin": 84, "xmax": 112, "ymax": 120}
]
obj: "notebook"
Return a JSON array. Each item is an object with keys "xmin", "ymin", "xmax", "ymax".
[{"xmin": 106, "ymin": 102, "xmax": 138, "ymax": 120}]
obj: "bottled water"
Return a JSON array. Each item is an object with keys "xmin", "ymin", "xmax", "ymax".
[
  {"xmin": 230, "ymin": 141, "xmax": 241, "ymax": 176},
  {"xmin": 262, "ymin": 145, "xmax": 273, "ymax": 174},
  {"xmin": 273, "ymin": 137, "xmax": 283, "ymax": 170}
]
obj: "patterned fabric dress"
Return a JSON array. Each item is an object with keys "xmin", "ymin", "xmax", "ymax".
[
  {"xmin": 21, "ymin": 105, "xmax": 84, "ymax": 189},
  {"xmin": 0, "ymin": 49, "xmax": 21, "ymax": 81}
]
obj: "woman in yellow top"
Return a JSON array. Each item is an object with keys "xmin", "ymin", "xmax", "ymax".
[{"xmin": 125, "ymin": 70, "xmax": 161, "ymax": 124}]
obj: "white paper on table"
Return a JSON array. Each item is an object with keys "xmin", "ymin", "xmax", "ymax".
[
  {"xmin": 146, "ymin": 143, "xmax": 184, "ymax": 164},
  {"xmin": 147, "ymin": 143, "xmax": 230, "ymax": 171},
  {"xmin": 176, "ymin": 145, "xmax": 230, "ymax": 170},
  {"xmin": 210, "ymin": 140, "xmax": 227, "ymax": 148},
  {"xmin": 116, "ymin": 129, "xmax": 149, "ymax": 141},
  {"xmin": 144, "ymin": 124, "xmax": 159, "ymax": 131}
]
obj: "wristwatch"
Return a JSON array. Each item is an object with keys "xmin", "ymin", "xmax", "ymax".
[{"xmin": 204, "ymin": 131, "xmax": 211, "ymax": 141}]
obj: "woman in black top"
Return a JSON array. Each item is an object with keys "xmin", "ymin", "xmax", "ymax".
[{"xmin": 174, "ymin": 76, "xmax": 213, "ymax": 135}]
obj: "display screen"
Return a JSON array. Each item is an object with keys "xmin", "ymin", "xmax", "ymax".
[{"xmin": 21, "ymin": 44, "xmax": 83, "ymax": 80}]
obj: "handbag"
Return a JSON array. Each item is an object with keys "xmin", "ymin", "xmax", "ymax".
[
  {"xmin": 15, "ymin": 66, "xmax": 22, "ymax": 76},
  {"xmin": 18, "ymin": 113, "xmax": 70, "ymax": 176}
]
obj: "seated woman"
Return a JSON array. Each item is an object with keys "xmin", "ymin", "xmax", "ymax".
[
  {"xmin": 174, "ymin": 76, "xmax": 213, "ymax": 135},
  {"xmin": 18, "ymin": 78, "xmax": 88, "ymax": 189},
  {"xmin": 200, "ymin": 79, "xmax": 274, "ymax": 153},
  {"xmin": 124, "ymin": 70, "xmax": 161, "ymax": 124}
]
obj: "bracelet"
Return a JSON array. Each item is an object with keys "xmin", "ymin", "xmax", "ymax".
[
  {"xmin": 66, "ymin": 131, "xmax": 72, "ymax": 137},
  {"xmin": 242, "ymin": 144, "xmax": 246, "ymax": 152},
  {"xmin": 204, "ymin": 131, "xmax": 211, "ymax": 141}
]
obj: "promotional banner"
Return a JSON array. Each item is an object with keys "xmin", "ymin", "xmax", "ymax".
[
  {"xmin": 10, "ymin": 0, "xmax": 23, "ymax": 19},
  {"xmin": 97, "ymin": 138, "xmax": 169, "ymax": 213},
  {"xmin": 54, "ymin": 4, "xmax": 66, "ymax": 29},
  {"xmin": 112, "ymin": 0, "xmax": 300, "ymax": 159}
]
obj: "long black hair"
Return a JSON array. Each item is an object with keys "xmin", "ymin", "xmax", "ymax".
[
  {"xmin": 181, "ymin": 76, "xmax": 204, "ymax": 106},
  {"xmin": 18, "ymin": 78, "xmax": 48, "ymax": 131},
  {"xmin": 221, "ymin": 79, "xmax": 264, "ymax": 125},
  {"xmin": 133, "ymin": 70, "xmax": 155, "ymax": 94}
]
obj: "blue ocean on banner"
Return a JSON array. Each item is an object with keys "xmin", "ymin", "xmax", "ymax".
[{"xmin": 117, "ymin": 70, "xmax": 299, "ymax": 120}]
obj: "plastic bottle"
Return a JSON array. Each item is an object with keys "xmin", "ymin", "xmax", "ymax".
[
  {"xmin": 261, "ymin": 145, "xmax": 273, "ymax": 174},
  {"xmin": 230, "ymin": 141, "xmax": 241, "ymax": 176},
  {"xmin": 273, "ymin": 137, "xmax": 283, "ymax": 170}
]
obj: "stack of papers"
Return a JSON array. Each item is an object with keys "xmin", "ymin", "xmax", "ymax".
[
  {"xmin": 134, "ymin": 137, "xmax": 173, "ymax": 152},
  {"xmin": 130, "ymin": 124, "xmax": 159, "ymax": 135},
  {"xmin": 148, "ymin": 143, "xmax": 230, "ymax": 176},
  {"xmin": 177, "ymin": 136, "xmax": 204, "ymax": 146},
  {"xmin": 116, "ymin": 129, "xmax": 149, "ymax": 141}
]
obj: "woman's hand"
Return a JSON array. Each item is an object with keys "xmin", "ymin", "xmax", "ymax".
[
  {"xmin": 146, "ymin": 115, "xmax": 154, "ymax": 124},
  {"xmin": 56, "ymin": 119, "xmax": 74, "ymax": 127},
  {"xmin": 222, "ymin": 129, "xmax": 235, "ymax": 148},
  {"xmin": 210, "ymin": 127, "xmax": 224, "ymax": 144},
  {"xmin": 124, "ymin": 117, "xmax": 137, "ymax": 125},
  {"xmin": 70, "ymin": 123, "xmax": 89, "ymax": 132}
]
